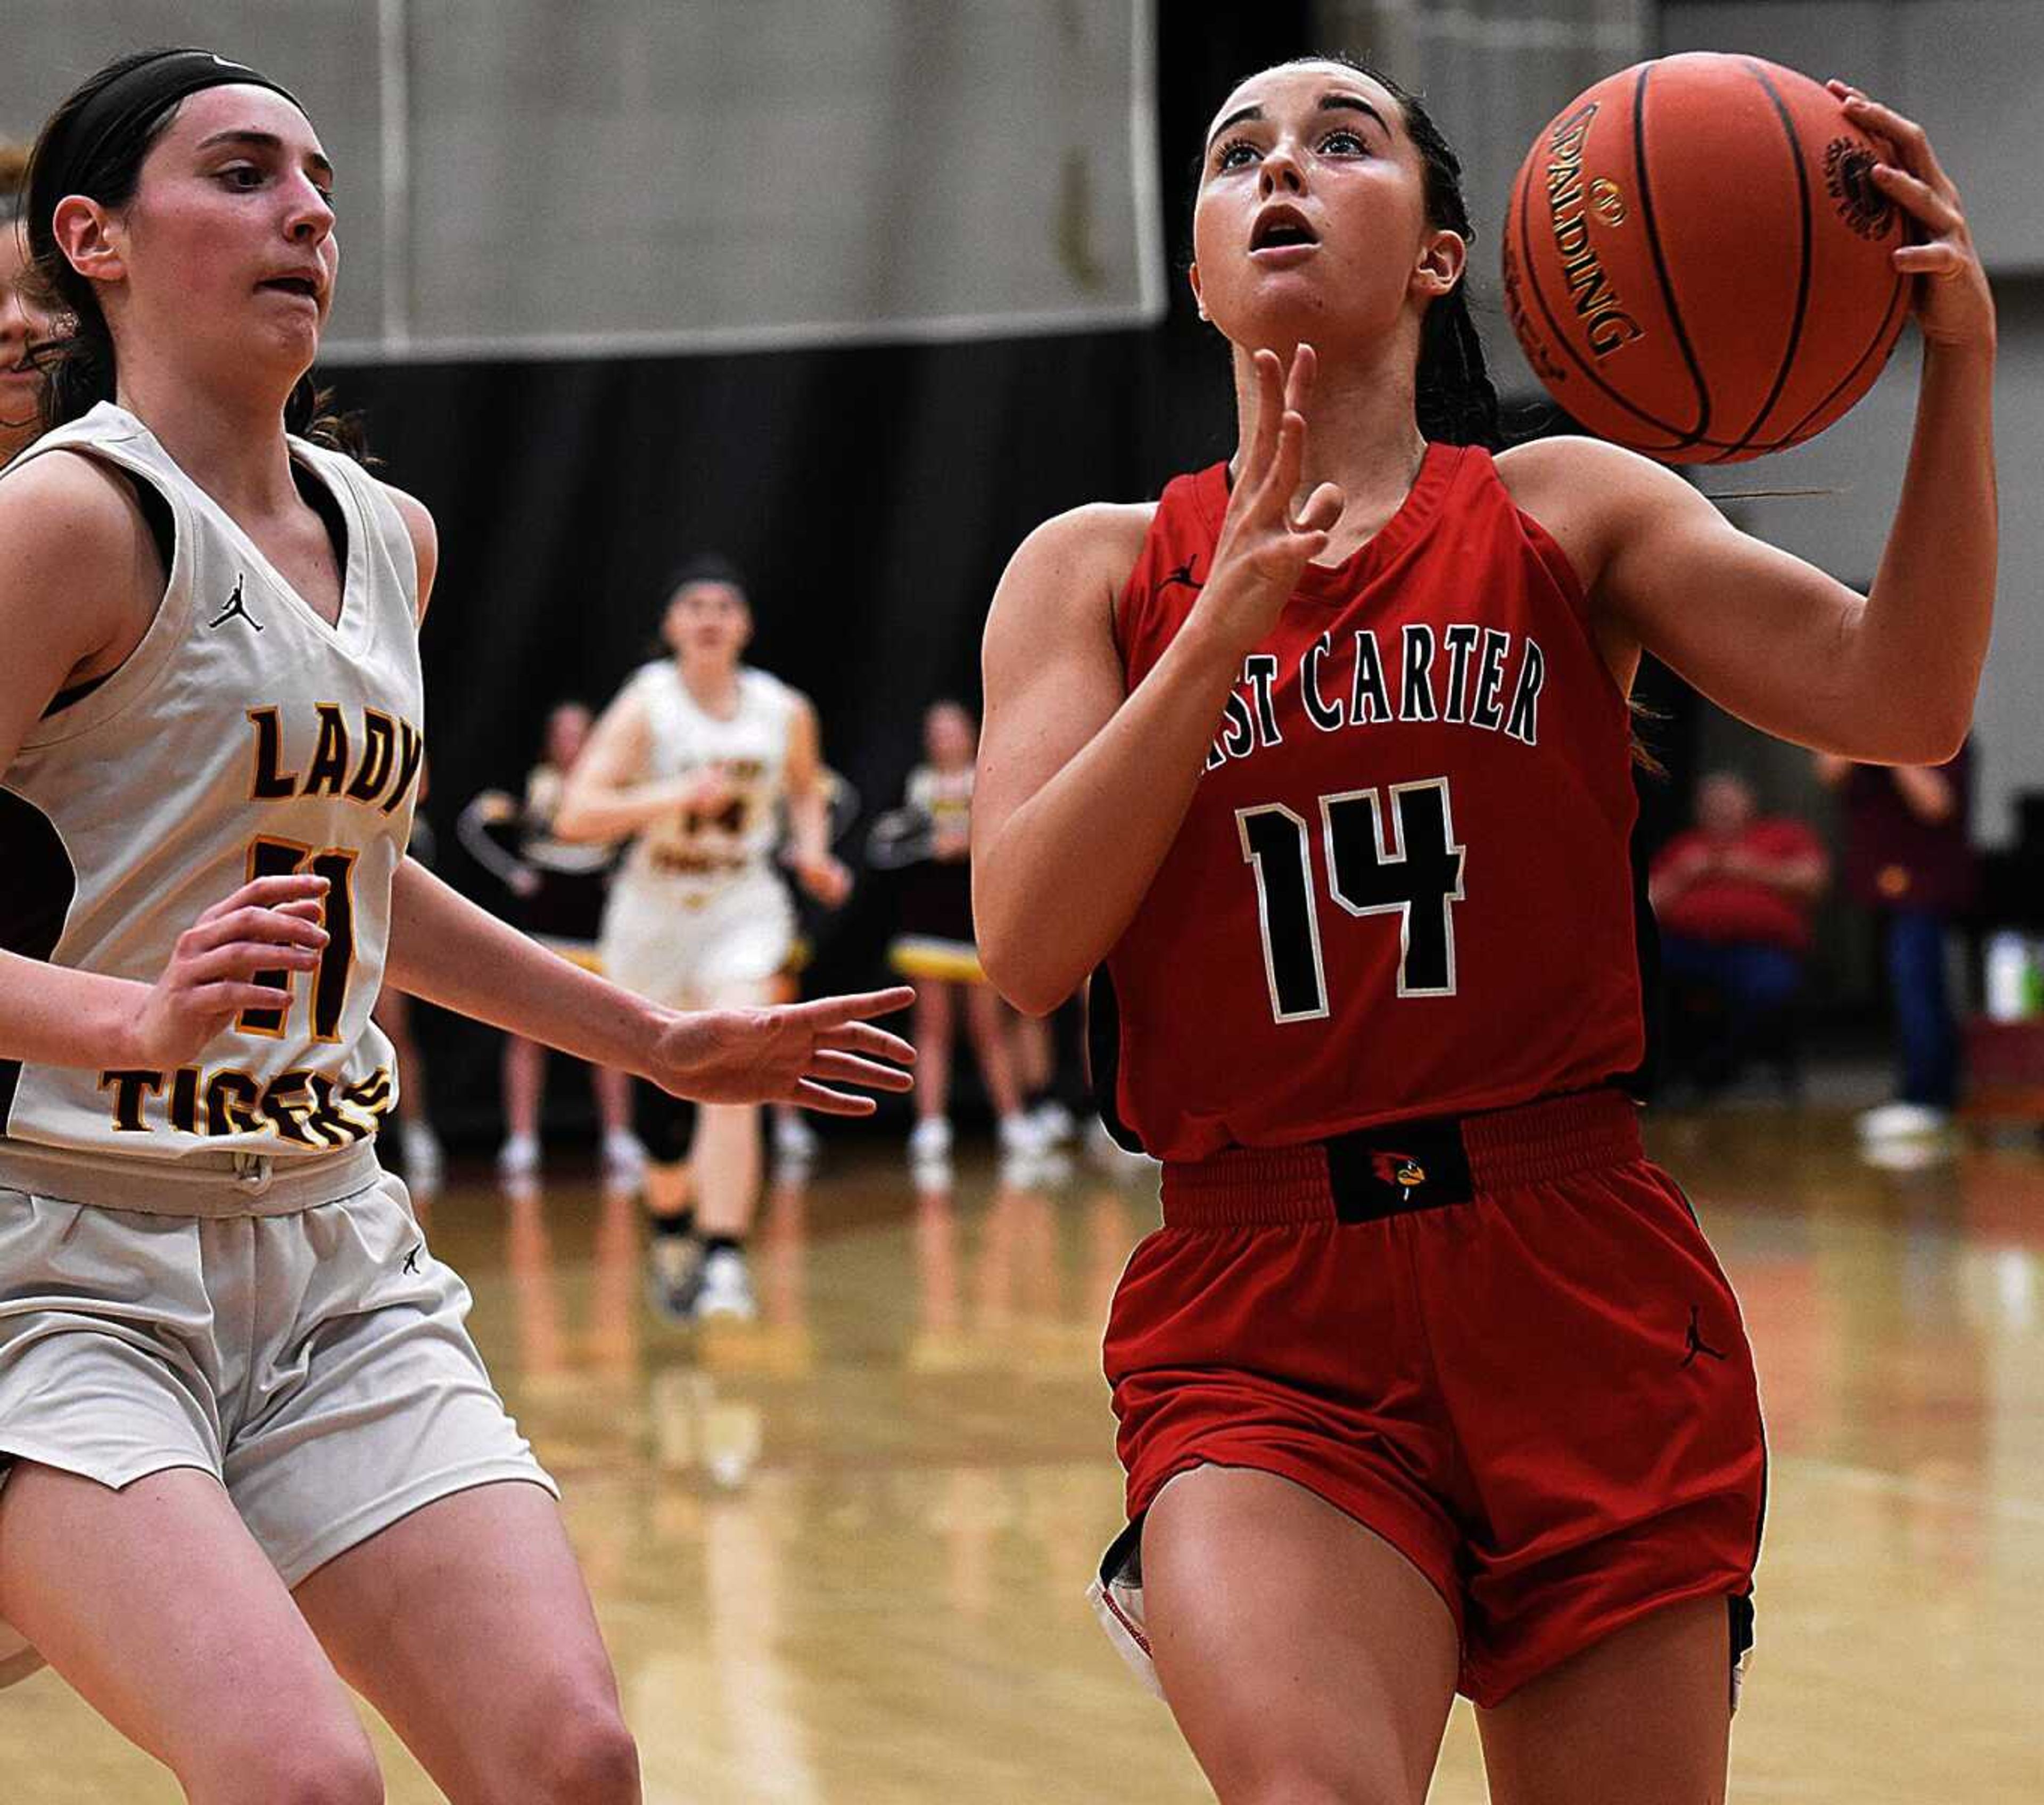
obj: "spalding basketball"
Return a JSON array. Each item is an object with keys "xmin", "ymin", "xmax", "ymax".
[{"xmin": 1501, "ymin": 53, "xmax": 1911, "ymax": 463}]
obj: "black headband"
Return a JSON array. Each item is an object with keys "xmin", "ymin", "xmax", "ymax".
[{"xmin": 50, "ymin": 48, "xmax": 302, "ymax": 192}]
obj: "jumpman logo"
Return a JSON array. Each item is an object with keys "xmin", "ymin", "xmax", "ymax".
[
  {"xmin": 208, "ymin": 574, "xmax": 263, "ymax": 632},
  {"xmin": 402, "ymin": 1243, "xmax": 423, "ymax": 1276},
  {"xmin": 1159, "ymin": 556, "xmax": 1203, "ymax": 593},
  {"xmin": 1681, "ymin": 1304, "xmax": 1728, "ymax": 1368}
]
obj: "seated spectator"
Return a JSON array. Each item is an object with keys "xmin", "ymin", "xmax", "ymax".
[{"xmin": 1650, "ymin": 771, "xmax": 1830, "ymax": 1095}]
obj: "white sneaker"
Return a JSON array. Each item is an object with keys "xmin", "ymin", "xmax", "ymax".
[
  {"xmin": 1030, "ymin": 1100, "xmax": 1077, "ymax": 1146},
  {"xmin": 694, "ymin": 1246, "xmax": 756, "ymax": 1321},
  {"xmin": 1855, "ymin": 1101, "xmax": 1952, "ymax": 1142},
  {"xmin": 496, "ymin": 1132, "xmax": 541, "ymax": 1178},
  {"xmin": 908, "ymin": 1117, "xmax": 953, "ymax": 1164},
  {"xmin": 404, "ymin": 1122, "xmax": 445, "ymax": 1189},
  {"xmin": 600, "ymin": 1128, "xmax": 647, "ymax": 1180},
  {"xmin": 997, "ymin": 1112, "xmax": 1050, "ymax": 1157},
  {"xmin": 773, "ymin": 1112, "xmax": 820, "ymax": 1163}
]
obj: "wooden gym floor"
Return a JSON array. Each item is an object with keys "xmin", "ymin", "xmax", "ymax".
[{"xmin": 4, "ymin": 1104, "xmax": 2040, "ymax": 1801}]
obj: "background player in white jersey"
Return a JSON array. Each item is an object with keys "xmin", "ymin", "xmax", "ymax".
[
  {"xmin": 559, "ymin": 558, "xmax": 853, "ymax": 1321},
  {"xmin": 1, "ymin": 141, "xmax": 55, "ymax": 464},
  {"xmin": 458, "ymin": 700, "xmax": 645, "ymax": 1181},
  {"xmin": 0, "ymin": 49, "xmax": 911, "ymax": 1803}
]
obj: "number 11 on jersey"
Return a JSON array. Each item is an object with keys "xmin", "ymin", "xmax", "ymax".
[
  {"xmin": 1237, "ymin": 779, "xmax": 1466, "ymax": 1024},
  {"xmin": 237, "ymin": 837, "xmax": 361, "ymax": 1042}
]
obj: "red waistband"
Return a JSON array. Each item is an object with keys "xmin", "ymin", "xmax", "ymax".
[{"xmin": 1160, "ymin": 1090, "xmax": 1644, "ymax": 1229}]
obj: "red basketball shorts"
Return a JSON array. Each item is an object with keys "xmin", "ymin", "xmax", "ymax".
[{"xmin": 1091, "ymin": 1089, "xmax": 1766, "ymax": 1708}]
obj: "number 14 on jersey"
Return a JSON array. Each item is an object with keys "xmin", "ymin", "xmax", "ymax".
[{"xmin": 1237, "ymin": 779, "xmax": 1465, "ymax": 1024}]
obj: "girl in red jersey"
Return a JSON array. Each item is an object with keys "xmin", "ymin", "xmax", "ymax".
[{"xmin": 975, "ymin": 55, "xmax": 1994, "ymax": 1805}]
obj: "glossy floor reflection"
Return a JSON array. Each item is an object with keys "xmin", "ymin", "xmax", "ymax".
[{"xmin": 5, "ymin": 1107, "xmax": 2041, "ymax": 1801}]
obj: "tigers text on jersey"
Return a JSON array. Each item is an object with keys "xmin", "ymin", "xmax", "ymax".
[
  {"xmin": 616, "ymin": 662, "xmax": 796, "ymax": 885},
  {"xmin": 1103, "ymin": 443, "xmax": 1645, "ymax": 1161},
  {"xmin": 0, "ymin": 404, "xmax": 424, "ymax": 1162}
]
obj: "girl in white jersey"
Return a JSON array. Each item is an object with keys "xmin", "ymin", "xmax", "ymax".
[
  {"xmin": 0, "ymin": 50, "xmax": 911, "ymax": 1803},
  {"xmin": 558, "ymin": 558, "xmax": 853, "ymax": 1321}
]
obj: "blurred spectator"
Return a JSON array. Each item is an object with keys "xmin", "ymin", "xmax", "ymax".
[
  {"xmin": 457, "ymin": 702, "xmax": 644, "ymax": 1181},
  {"xmin": 3, "ymin": 141, "xmax": 58, "ymax": 464},
  {"xmin": 871, "ymin": 700, "xmax": 1044, "ymax": 1167},
  {"xmin": 1650, "ymin": 771, "xmax": 1829, "ymax": 1096},
  {"xmin": 1815, "ymin": 741, "xmax": 1977, "ymax": 1142}
]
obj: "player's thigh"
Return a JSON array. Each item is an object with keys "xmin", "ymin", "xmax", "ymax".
[
  {"xmin": 1476, "ymin": 1595, "xmax": 1732, "ymax": 1805},
  {"xmin": 0, "ymin": 1463, "xmax": 376, "ymax": 1798},
  {"xmin": 295, "ymin": 1479, "xmax": 637, "ymax": 1804},
  {"xmin": 1143, "ymin": 1466, "xmax": 1457, "ymax": 1805}
]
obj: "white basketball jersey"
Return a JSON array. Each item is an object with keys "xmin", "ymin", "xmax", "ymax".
[
  {"xmin": 617, "ymin": 662, "xmax": 796, "ymax": 886},
  {"xmin": 0, "ymin": 404, "xmax": 424, "ymax": 1162}
]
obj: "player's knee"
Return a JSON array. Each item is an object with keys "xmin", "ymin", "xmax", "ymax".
[
  {"xmin": 1199, "ymin": 1741, "xmax": 1420, "ymax": 1805},
  {"xmin": 525, "ymin": 1696, "xmax": 640, "ymax": 1803},
  {"xmin": 186, "ymin": 1726, "xmax": 384, "ymax": 1805},
  {"xmin": 1226, "ymin": 1772, "xmax": 1411, "ymax": 1805}
]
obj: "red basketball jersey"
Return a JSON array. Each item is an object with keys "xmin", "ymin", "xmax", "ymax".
[{"xmin": 1103, "ymin": 442, "xmax": 1646, "ymax": 1160}]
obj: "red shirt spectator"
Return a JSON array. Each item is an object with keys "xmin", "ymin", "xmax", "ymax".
[{"xmin": 1651, "ymin": 773, "xmax": 1829, "ymax": 952}]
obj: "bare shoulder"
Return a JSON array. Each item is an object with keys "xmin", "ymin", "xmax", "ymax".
[
  {"xmin": 375, "ymin": 479, "xmax": 439, "ymax": 618},
  {"xmin": 0, "ymin": 445, "xmax": 149, "ymax": 558},
  {"xmin": 1494, "ymin": 434, "xmax": 1714, "ymax": 590},
  {"xmin": 0, "ymin": 450, "xmax": 169, "ymax": 763},
  {"xmin": 989, "ymin": 500, "xmax": 1156, "ymax": 639},
  {"xmin": 0, "ymin": 449, "xmax": 160, "ymax": 645}
]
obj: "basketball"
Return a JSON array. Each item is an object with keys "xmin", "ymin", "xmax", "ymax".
[{"xmin": 1501, "ymin": 53, "xmax": 1913, "ymax": 463}]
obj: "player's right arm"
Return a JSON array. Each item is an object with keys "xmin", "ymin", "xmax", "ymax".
[
  {"xmin": 974, "ymin": 346, "xmax": 1344, "ymax": 1016},
  {"xmin": 0, "ymin": 454, "xmax": 330, "ymax": 1072},
  {"xmin": 552, "ymin": 681, "xmax": 716, "ymax": 842}
]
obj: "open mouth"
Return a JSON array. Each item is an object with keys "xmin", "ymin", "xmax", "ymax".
[
  {"xmin": 1251, "ymin": 208, "xmax": 1320, "ymax": 252},
  {"xmin": 259, "ymin": 275, "xmax": 321, "ymax": 301}
]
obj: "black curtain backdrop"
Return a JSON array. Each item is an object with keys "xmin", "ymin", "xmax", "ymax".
[{"xmin": 336, "ymin": 7, "xmax": 1313, "ymax": 1145}]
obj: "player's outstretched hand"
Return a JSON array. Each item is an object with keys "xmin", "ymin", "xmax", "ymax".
[
  {"xmin": 133, "ymin": 873, "xmax": 331, "ymax": 1067},
  {"xmin": 1827, "ymin": 81, "xmax": 1994, "ymax": 352},
  {"xmin": 1199, "ymin": 342, "xmax": 1346, "ymax": 651},
  {"xmin": 646, "ymin": 986, "xmax": 916, "ymax": 1112}
]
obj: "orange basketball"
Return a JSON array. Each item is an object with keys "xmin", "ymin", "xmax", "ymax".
[{"xmin": 1500, "ymin": 53, "xmax": 1911, "ymax": 464}]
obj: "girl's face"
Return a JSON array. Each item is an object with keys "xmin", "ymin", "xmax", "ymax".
[
  {"xmin": 546, "ymin": 703, "xmax": 593, "ymax": 769},
  {"xmin": 0, "ymin": 221, "xmax": 53, "ymax": 450},
  {"xmin": 662, "ymin": 581, "xmax": 751, "ymax": 665},
  {"xmin": 924, "ymin": 703, "xmax": 977, "ymax": 769},
  {"xmin": 65, "ymin": 83, "xmax": 339, "ymax": 390},
  {"xmin": 1189, "ymin": 63, "xmax": 1457, "ymax": 352}
]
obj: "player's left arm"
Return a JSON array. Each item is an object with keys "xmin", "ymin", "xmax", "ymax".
[
  {"xmin": 385, "ymin": 836, "xmax": 911, "ymax": 1109},
  {"xmin": 381, "ymin": 483, "xmax": 439, "ymax": 627},
  {"xmin": 782, "ymin": 694, "xmax": 851, "ymax": 907},
  {"xmin": 1506, "ymin": 87, "xmax": 1995, "ymax": 765}
]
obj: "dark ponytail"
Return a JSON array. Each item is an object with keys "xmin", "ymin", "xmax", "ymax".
[{"xmin": 23, "ymin": 47, "xmax": 365, "ymax": 457}]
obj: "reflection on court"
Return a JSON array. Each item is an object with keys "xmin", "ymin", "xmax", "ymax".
[{"xmin": 5, "ymin": 1109, "xmax": 2041, "ymax": 1802}]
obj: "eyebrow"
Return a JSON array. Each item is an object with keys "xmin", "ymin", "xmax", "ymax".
[
  {"xmin": 1205, "ymin": 93, "xmax": 1391, "ymax": 156},
  {"xmin": 195, "ymin": 129, "xmax": 334, "ymax": 184}
]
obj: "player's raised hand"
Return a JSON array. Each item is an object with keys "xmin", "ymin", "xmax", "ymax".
[
  {"xmin": 644, "ymin": 986, "xmax": 916, "ymax": 1112},
  {"xmin": 133, "ymin": 873, "xmax": 331, "ymax": 1066},
  {"xmin": 1198, "ymin": 343, "xmax": 1346, "ymax": 650},
  {"xmin": 1828, "ymin": 81, "xmax": 1994, "ymax": 352}
]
